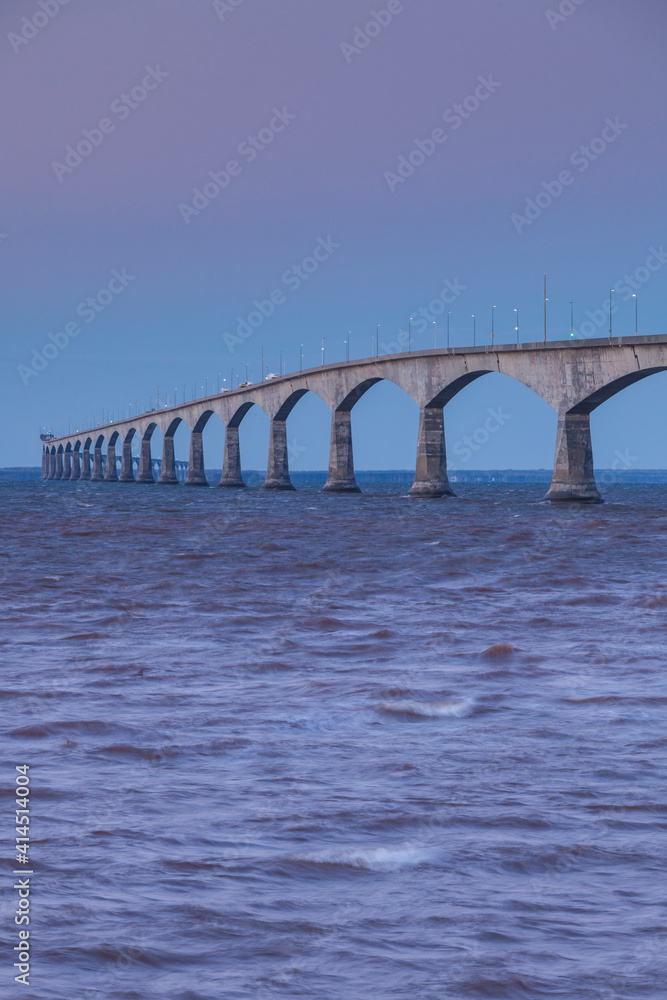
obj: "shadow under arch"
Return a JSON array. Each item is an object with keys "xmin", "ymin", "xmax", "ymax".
[{"xmin": 569, "ymin": 366, "xmax": 667, "ymax": 413}]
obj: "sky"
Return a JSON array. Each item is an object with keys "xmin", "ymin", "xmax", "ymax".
[{"xmin": 3, "ymin": 0, "xmax": 667, "ymax": 472}]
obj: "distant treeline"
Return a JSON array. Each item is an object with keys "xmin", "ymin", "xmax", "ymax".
[{"xmin": 7, "ymin": 468, "xmax": 667, "ymax": 484}]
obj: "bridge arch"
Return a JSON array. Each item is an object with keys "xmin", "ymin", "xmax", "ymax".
[{"xmin": 570, "ymin": 366, "xmax": 667, "ymax": 413}]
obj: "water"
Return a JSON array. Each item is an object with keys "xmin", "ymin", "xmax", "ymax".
[{"xmin": 2, "ymin": 480, "xmax": 667, "ymax": 999}]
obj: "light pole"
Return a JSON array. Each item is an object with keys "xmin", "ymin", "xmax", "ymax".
[
  {"xmin": 491, "ymin": 304, "xmax": 495, "ymax": 346},
  {"xmin": 321, "ymin": 338, "xmax": 325, "ymax": 366},
  {"xmin": 472, "ymin": 314, "xmax": 476, "ymax": 347},
  {"xmin": 245, "ymin": 363, "xmax": 249, "ymax": 382},
  {"xmin": 280, "ymin": 350, "xmax": 283, "ymax": 376},
  {"xmin": 217, "ymin": 372, "xmax": 221, "ymax": 392},
  {"xmin": 515, "ymin": 308, "xmax": 519, "ymax": 344},
  {"xmin": 345, "ymin": 333, "xmax": 349, "ymax": 362},
  {"xmin": 408, "ymin": 316, "xmax": 412, "ymax": 353},
  {"xmin": 299, "ymin": 344, "xmax": 303, "ymax": 371},
  {"xmin": 376, "ymin": 323, "xmax": 380, "ymax": 357},
  {"xmin": 447, "ymin": 310, "xmax": 451, "ymax": 350},
  {"xmin": 569, "ymin": 301, "xmax": 574, "ymax": 338},
  {"xmin": 633, "ymin": 294, "xmax": 638, "ymax": 335},
  {"xmin": 543, "ymin": 273, "xmax": 547, "ymax": 344},
  {"xmin": 205, "ymin": 376, "xmax": 208, "ymax": 397},
  {"xmin": 609, "ymin": 288, "xmax": 614, "ymax": 343},
  {"xmin": 433, "ymin": 321, "xmax": 437, "ymax": 349}
]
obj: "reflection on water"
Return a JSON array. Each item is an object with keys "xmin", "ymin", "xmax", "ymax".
[{"xmin": 3, "ymin": 481, "xmax": 667, "ymax": 999}]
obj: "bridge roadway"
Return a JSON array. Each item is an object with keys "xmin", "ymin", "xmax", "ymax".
[{"xmin": 42, "ymin": 334, "xmax": 667, "ymax": 502}]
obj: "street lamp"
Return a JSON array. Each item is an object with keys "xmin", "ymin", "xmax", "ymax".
[
  {"xmin": 433, "ymin": 321, "xmax": 437, "ymax": 349},
  {"xmin": 515, "ymin": 308, "xmax": 519, "ymax": 344},
  {"xmin": 321, "ymin": 338, "xmax": 325, "ymax": 366},
  {"xmin": 491, "ymin": 304, "xmax": 495, "ymax": 346},
  {"xmin": 569, "ymin": 301, "xmax": 574, "ymax": 338},
  {"xmin": 633, "ymin": 294, "xmax": 638, "ymax": 336},
  {"xmin": 299, "ymin": 344, "xmax": 303, "ymax": 371},
  {"xmin": 609, "ymin": 288, "xmax": 615, "ymax": 343},
  {"xmin": 345, "ymin": 332, "xmax": 350, "ymax": 363},
  {"xmin": 447, "ymin": 310, "xmax": 451, "ymax": 350},
  {"xmin": 376, "ymin": 323, "xmax": 380, "ymax": 357},
  {"xmin": 472, "ymin": 314, "xmax": 476, "ymax": 347}
]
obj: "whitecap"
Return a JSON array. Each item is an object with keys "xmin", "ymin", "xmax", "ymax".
[
  {"xmin": 295, "ymin": 843, "xmax": 431, "ymax": 871},
  {"xmin": 377, "ymin": 698, "xmax": 473, "ymax": 719}
]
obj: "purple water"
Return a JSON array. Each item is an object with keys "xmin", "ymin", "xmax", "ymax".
[{"xmin": 3, "ymin": 480, "xmax": 667, "ymax": 999}]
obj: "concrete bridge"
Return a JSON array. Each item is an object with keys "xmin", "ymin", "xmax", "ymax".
[{"xmin": 42, "ymin": 334, "xmax": 667, "ymax": 502}]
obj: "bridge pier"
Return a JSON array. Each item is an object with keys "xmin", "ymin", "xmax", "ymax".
[
  {"xmin": 136, "ymin": 438, "xmax": 154, "ymax": 483},
  {"xmin": 410, "ymin": 406, "xmax": 455, "ymax": 498},
  {"xmin": 54, "ymin": 451, "xmax": 63, "ymax": 480},
  {"xmin": 71, "ymin": 449, "xmax": 81, "ymax": 481},
  {"xmin": 262, "ymin": 419, "xmax": 294, "ymax": 490},
  {"xmin": 41, "ymin": 449, "xmax": 47, "ymax": 479},
  {"xmin": 62, "ymin": 450, "xmax": 72, "ymax": 480},
  {"xmin": 47, "ymin": 451, "xmax": 56, "ymax": 479},
  {"xmin": 91, "ymin": 443, "xmax": 104, "ymax": 481},
  {"xmin": 119, "ymin": 440, "xmax": 135, "ymax": 482},
  {"xmin": 323, "ymin": 409, "xmax": 360, "ymax": 493},
  {"xmin": 159, "ymin": 436, "xmax": 179, "ymax": 485},
  {"xmin": 185, "ymin": 430, "xmax": 208, "ymax": 486},
  {"xmin": 218, "ymin": 425, "xmax": 245, "ymax": 487},
  {"xmin": 105, "ymin": 442, "xmax": 118, "ymax": 481},
  {"xmin": 80, "ymin": 447, "xmax": 91, "ymax": 481},
  {"xmin": 545, "ymin": 411, "xmax": 602, "ymax": 503}
]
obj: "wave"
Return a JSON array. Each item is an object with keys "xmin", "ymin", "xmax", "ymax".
[
  {"xmin": 377, "ymin": 698, "xmax": 473, "ymax": 719},
  {"xmin": 294, "ymin": 843, "xmax": 432, "ymax": 871}
]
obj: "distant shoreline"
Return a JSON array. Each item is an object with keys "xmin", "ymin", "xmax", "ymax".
[{"xmin": 5, "ymin": 468, "xmax": 667, "ymax": 484}]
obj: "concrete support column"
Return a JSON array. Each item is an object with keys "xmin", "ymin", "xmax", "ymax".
[
  {"xmin": 323, "ymin": 409, "xmax": 360, "ymax": 493},
  {"xmin": 119, "ymin": 440, "xmax": 135, "ymax": 482},
  {"xmin": 545, "ymin": 411, "xmax": 602, "ymax": 503},
  {"xmin": 62, "ymin": 451, "xmax": 72, "ymax": 481},
  {"xmin": 185, "ymin": 430, "xmax": 208, "ymax": 486},
  {"xmin": 80, "ymin": 448, "xmax": 91, "ymax": 481},
  {"xmin": 159, "ymin": 436, "xmax": 179, "ymax": 485},
  {"xmin": 47, "ymin": 452, "xmax": 56, "ymax": 479},
  {"xmin": 218, "ymin": 425, "xmax": 245, "ymax": 487},
  {"xmin": 91, "ymin": 444, "xmax": 103, "ymax": 481},
  {"xmin": 410, "ymin": 406, "xmax": 455, "ymax": 498},
  {"xmin": 41, "ymin": 449, "xmax": 47, "ymax": 479},
  {"xmin": 262, "ymin": 419, "xmax": 294, "ymax": 490},
  {"xmin": 105, "ymin": 443, "xmax": 118, "ymax": 481},
  {"xmin": 71, "ymin": 450, "xmax": 81, "ymax": 481},
  {"xmin": 54, "ymin": 452, "xmax": 63, "ymax": 480},
  {"xmin": 136, "ymin": 438, "xmax": 154, "ymax": 483}
]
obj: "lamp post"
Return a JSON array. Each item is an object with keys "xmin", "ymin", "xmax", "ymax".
[
  {"xmin": 321, "ymin": 338, "xmax": 325, "ymax": 366},
  {"xmin": 345, "ymin": 333, "xmax": 349, "ymax": 362},
  {"xmin": 447, "ymin": 310, "xmax": 451, "ymax": 350},
  {"xmin": 515, "ymin": 308, "xmax": 519, "ymax": 344},
  {"xmin": 491, "ymin": 304, "xmax": 495, "ymax": 346},
  {"xmin": 376, "ymin": 323, "xmax": 379, "ymax": 357},
  {"xmin": 633, "ymin": 294, "xmax": 638, "ymax": 336},
  {"xmin": 433, "ymin": 321, "xmax": 437, "ymax": 349},
  {"xmin": 408, "ymin": 316, "xmax": 412, "ymax": 353},
  {"xmin": 472, "ymin": 314, "xmax": 476, "ymax": 347},
  {"xmin": 609, "ymin": 288, "xmax": 614, "ymax": 343},
  {"xmin": 299, "ymin": 344, "xmax": 303, "ymax": 371},
  {"xmin": 543, "ymin": 273, "xmax": 547, "ymax": 344},
  {"xmin": 569, "ymin": 301, "xmax": 574, "ymax": 339}
]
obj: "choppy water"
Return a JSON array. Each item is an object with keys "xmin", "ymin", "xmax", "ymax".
[{"xmin": 2, "ymin": 480, "xmax": 667, "ymax": 999}]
